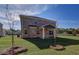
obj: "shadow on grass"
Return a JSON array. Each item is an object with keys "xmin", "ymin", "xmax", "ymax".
[
  {"xmin": 23, "ymin": 37, "xmax": 79, "ymax": 49},
  {"xmin": 56, "ymin": 37, "xmax": 79, "ymax": 46}
]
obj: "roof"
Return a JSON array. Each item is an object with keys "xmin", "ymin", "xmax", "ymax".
[
  {"xmin": 20, "ymin": 15, "xmax": 56, "ymax": 27},
  {"xmin": 20, "ymin": 15, "xmax": 56, "ymax": 22}
]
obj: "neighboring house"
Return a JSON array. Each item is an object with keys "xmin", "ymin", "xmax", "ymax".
[
  {"xmin": 20, "ymin": 15, "xmax": 57, "ymax": 39},
  {"xmin": 0, "ymin": 23, "xmax": 4, "ymax": 37}
]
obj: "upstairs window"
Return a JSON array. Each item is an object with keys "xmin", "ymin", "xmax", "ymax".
[{"xmin": 34, "ymin": 22, "xmax": 38, "ymax": 24}]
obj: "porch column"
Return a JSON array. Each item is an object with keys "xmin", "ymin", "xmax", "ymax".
[
  {"xmin": 53, "ymin": 29, "xmax": 57, "ymax": 45},
  {"xmin": 53, "ymin": 29, "xmax": 56, "ymax": 39},
  {"xmin": 42, "ymin": 27, "xmax": 45, "ymax": 39}
]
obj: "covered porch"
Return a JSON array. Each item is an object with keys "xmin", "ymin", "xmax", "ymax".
[{"xmin": 42, "ymin": 24, "xmax": 57, "ymax": 39}]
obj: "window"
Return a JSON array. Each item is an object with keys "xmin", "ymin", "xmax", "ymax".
[
  {"xmin": 35, "ymin": 22, "xmax": 37, "ymax": 24},
  {"xmin": 37, "ymin": 31, "xmax": 40, "ymax": 34},
  {"xmin": 49, "ymin": 31, "xmax": 53, "ymax": 35},
  {"xmin": 24, "ymin": 30, "xmax": 27, "ymax": 34}
]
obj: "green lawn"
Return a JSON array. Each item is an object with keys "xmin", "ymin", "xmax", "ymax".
[{"xmin": 0, "ymin": 35, "xmax": 79, "ymax": 55}]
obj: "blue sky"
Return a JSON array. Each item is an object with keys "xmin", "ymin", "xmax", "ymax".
[{"xmin": 0, "ymin": 4, "xmax": 79, "ymax": 30}]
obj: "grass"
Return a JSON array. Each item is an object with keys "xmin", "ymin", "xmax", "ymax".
[{"xmin": 0, "ymin": 35, "xmax": 79, "ymax": 55}]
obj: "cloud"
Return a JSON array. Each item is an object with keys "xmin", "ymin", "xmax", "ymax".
[
  {"xmin": 0, "ymin": 11, "xmax": 6, "ymax": 18},
  {"xmin": 5, "ymin": 4, "xmax": 48, "ymax": 21},
  {"xmin": 9, "ymin": 4, "xmax": 48, "ymax": 15}
]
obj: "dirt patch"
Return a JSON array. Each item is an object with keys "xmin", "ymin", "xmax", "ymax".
[{"xmin": 0, "ymin": 46, "xmax": 28, "ymax": 55}]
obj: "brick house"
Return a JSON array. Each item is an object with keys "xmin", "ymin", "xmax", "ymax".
[{"xmin": 20, "ymin": 15, "xmax": 57, "ymax": 39}]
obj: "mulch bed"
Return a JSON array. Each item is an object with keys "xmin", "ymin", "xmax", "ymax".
[
  {"xmin": 49, "ymin": 44, "xmax": 65, "ymax": 51},
  {"xmin": 0, "ymin": 46, "xmax": 28, "ymax": 55}
]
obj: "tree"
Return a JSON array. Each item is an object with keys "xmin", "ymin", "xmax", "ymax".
[{"xmin": 72, "ymin": 29, "xmax": 77, "ymax": 36}]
